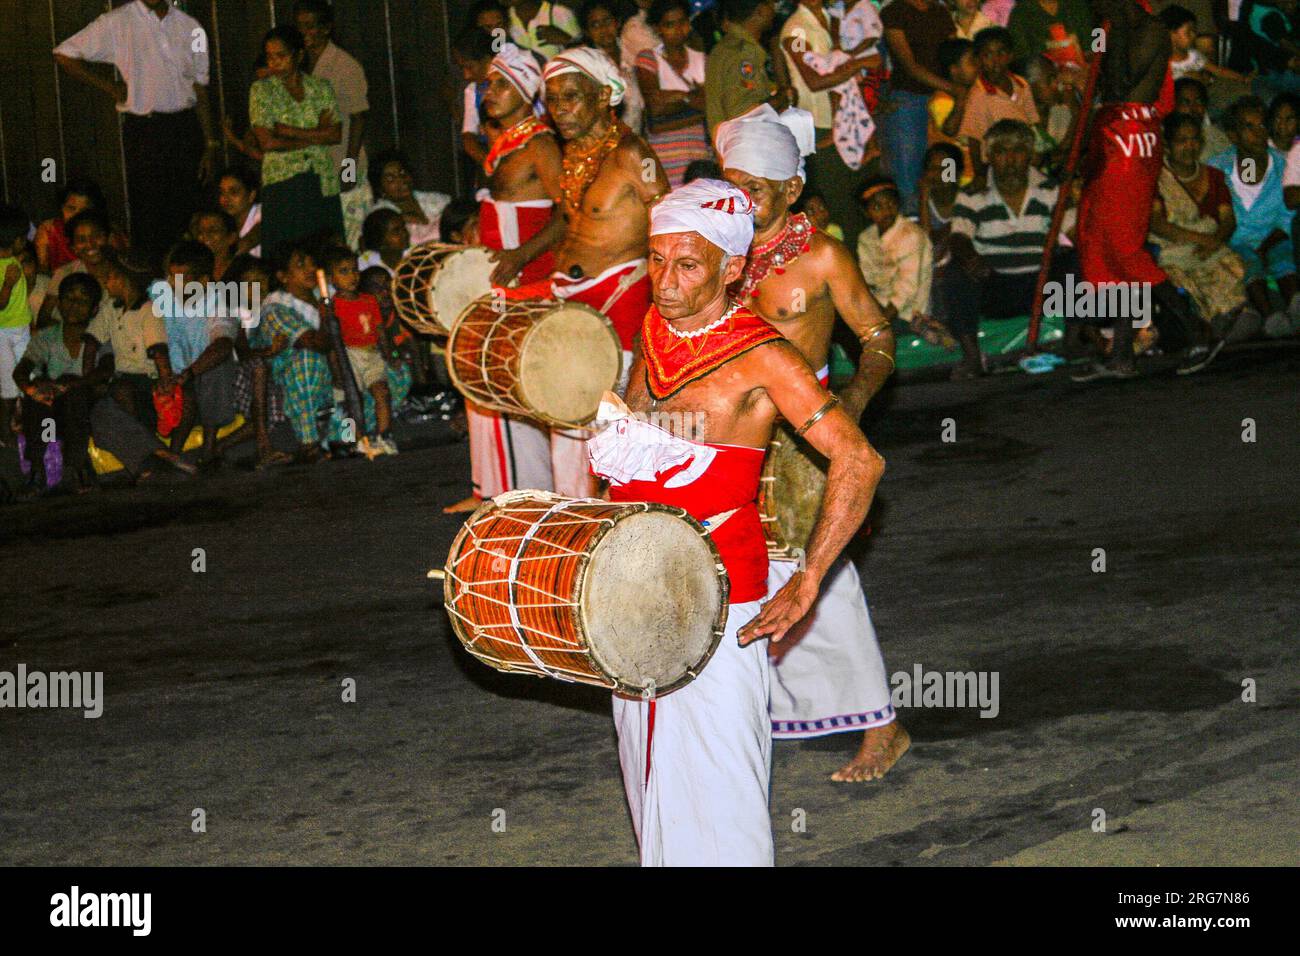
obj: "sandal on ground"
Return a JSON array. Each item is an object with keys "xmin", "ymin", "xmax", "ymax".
[{"xmin": 910, "ymin": 315, "xmax": 958, "ymax": 350}]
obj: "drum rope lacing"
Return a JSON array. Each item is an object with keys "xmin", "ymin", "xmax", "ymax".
[{"xmin": 445, "ymin": 497, "xmax": 624, "ymax": 686}]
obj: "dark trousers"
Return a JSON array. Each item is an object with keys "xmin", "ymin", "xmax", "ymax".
[
  {"xmin": 122, "ymin": 109, "xmax": 204, "ymax": 268},
  {"xmin": 22, "ymin": 386, "xmax": 91, "ymax": 476},
  {"xmin": 91, "ymin": 374, "xmax": 162, "ymax": 475}
]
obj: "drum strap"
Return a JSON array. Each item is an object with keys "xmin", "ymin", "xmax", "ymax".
[{"xmin": 598, "ymin": 260, "xmax": 649, "ymax": 315}]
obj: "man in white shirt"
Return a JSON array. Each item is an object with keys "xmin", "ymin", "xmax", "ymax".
[
  {"xmin": 295, "ymin": 0, "xmax": 370, "ymax": 190},
  {"xmin": 54, "ymin": 0, "xmax": 217, "ymax": 265}
]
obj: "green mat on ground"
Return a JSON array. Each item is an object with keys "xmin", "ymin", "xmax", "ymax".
[{"xmin": 829, "ymin": 314, "xmax": 1066, "ymax": 378}]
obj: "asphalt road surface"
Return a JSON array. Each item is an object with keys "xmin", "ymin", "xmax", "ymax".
[{"xmin": 2, "ymin": 345, "xmax": 1297, "ymax": 866}]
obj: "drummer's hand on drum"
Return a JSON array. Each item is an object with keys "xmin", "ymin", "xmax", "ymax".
[
  {"xmin": 488, "ymin": 248, "xmax": 528, "ymax": 286},
  {"xmin": 737, "ymin": 571, "xmax": 819, "ymax": 647}
]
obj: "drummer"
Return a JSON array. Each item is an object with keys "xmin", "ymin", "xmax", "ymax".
[
  {"xmin": 715, "ymin": 106, "xmax": 910, "ymax": 782},
  {"xmin": 586, "ymin": 179, "xmax": 885, "ymax": 865},
  {"xmin": 445, "ymin": 42, "xmax": 564, "ymax": 514},
  {"xmin": 521, "ymin": 47, "xmax": 669, "ymax": 496}
]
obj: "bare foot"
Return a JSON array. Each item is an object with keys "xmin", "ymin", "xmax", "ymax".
[
  {"xmin": 442, "ymin": 495, "xmax": 480, "ymax": 514},
  {"xmin": 831, "ymin": 722, "xmax": 911, "ymax": 783}
]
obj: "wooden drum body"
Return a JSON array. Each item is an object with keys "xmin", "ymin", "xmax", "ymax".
[
  {"xmin": 443, "ymin": 492, "xmax": 729, "ymax": 697},
  {"xmin": 391, "ymin": 242, "xmax": 495, "ymax": 335},
  {"xmin": 447, "ymin": 298, "xmax": 622, "ymax": 428},
  {"xmin": 758, "ymin": 421, "xmax": 828, "ymax": 561}
]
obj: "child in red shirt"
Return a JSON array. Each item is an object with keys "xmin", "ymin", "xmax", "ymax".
[{"xmin": 321, "ymin": 246, "xmax": 397, "ymax": 456}]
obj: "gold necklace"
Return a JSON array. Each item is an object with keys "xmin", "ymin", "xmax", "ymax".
[{"xmin": 560, "ymin": 117, "xmax": 626, "ymax": 218}]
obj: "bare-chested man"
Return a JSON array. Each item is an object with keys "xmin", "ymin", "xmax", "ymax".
[
  {"xmin": 716, "ymin": 105, "xmax": 909, "ymax": 782},
  {"xmin": 587, "ymin": 179, "xmax": 884, "ymax": 865},
  {"xmin": 445, "ymin": 43, "xmax": 563, "ymax": 514},
  {"xmin": 530, "ymin": 47, "xmax": 669, "ymax": 495}
]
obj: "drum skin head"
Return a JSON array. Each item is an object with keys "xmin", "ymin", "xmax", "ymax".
[
  {"xmin": 431, "ymin": 247, "xmax": 495, "ymax": 331},
  {"xmin": 518, "ymin": 303, "xmax": 621, "ymax": 425},
  {"xmin": 766, "ymin": 421, "xmax": 828, "ymax": 555},
  {"xmin": 581, "ymin": 510, "xmax": 726, "ymax": 696}
]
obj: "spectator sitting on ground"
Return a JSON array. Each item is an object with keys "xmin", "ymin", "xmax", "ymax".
[
  {"xmin": 1230, "ymin": 0, "xmax": 1300, "ymax": 101},
  {"xmin": 217, "ymin": 167, "xmax": 262, "ymax": 257},
  {"xmin": 1268, "ymin": 91, "xmax": 1300, "ymax": 150},
  {"xmin": 227, "ymin": 253, "xmax": 291, "ymax": 469},
  {"xmin": 929, "ymin": 38, "xmax": 979, "ymax": 187},
  {"xmin": 38, "ymin": 209, "xmax": 116, "ymax": 330},
  {"xmin": 358, "ymin": 208, "xmax": 411, "ymax": 276},
  {"xmin": 1149, "ymin": 111, "xmax": 1254, "ymax": 345},
  {"xmin": 249, "ymin": 242, "xmax": 335, "ymax": 463},
  {"xmin": 34, "ymin": 177, "xmax": 109, "ymax": 274},
  {"xmin": 0, "ymin": 204, "xmax": 34, "ymax": 445},
  {"xmin": 856, "ymin": 176, "xmax": 947, "ymax": 347},
  {"xmin": 188, "ymin": 209, "xmax": 240, "ymax": 281},
  {"xmin": 948, "ymin": 119, "xmax": 1075, "ymax": 322},
  {"xmin": 1208, "ymin": 95, "xmax": 1300, "ymax": 337},
  {"xmin": 959, "ymin": 28, "xmax": 1041, "ymax": 168},
  {"xmin": 83, "ymin": 250, "xmax": 195, "ymax": 481},
  {"xmin": 359, "ymin": 264, "xmax": 422, "ymax": 393},
  {"xmin": 1175, "ymin": 77, "xmax": 1234, "ymax": 161},
  {"xmin": 368, "ymin": 150, "xmax": 452, "ymax": 248},
  {"xmin": 439, "ymin": 197, "xmax": 481, "ymax": 246},
  {"xmin": 320, "ymin": 246, "xmax": 397, "ymax": 457},
  {"xmin": 151, "ymin": 240, "xmax": 251, "ymax": 468},
  {"xmin": 12, "ymin": 271, "xmax": 101, "ymax": 493},
  {"xmin": 798, "ymin": 188, "xmax": 843, "ymax": 241}
]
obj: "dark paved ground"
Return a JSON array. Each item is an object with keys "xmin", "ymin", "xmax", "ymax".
[{"xmin": 2, "ymin": 344, "xmax": 1297, "ymax": 866}]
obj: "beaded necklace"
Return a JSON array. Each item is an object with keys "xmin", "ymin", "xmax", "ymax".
[
  {"xmin": 560, "ymin": 117, "xmax": 627, "ymax": 218},
  {"xmin": 735, "ymin": 212, "xmax": 814, "ymax": 300}
]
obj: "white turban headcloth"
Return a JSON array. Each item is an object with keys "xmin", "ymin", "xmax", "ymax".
[
  {"xmin": 649, "ymin": 179, "xmax": 755, "ymax": 258},
  {"xmin": 542, "ymin": 47, "xmax": 626, "ymax": 106},
  {"xmin": 715, "ymin": 104, "xmax": 817, "ymax": 182}
]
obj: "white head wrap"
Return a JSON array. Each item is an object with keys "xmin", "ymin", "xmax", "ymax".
[
  {"xmin": 542, "ymin": 47, "xmax": 627, "ymax": 106},
  {"xmin": 649, "ymin": 179, "xmax": 755, "ymax": 258},
  {"xmin": 490, "ymin": 43, "xmax": 543, "ymax": 102},
  {"xmin": 714, "ymin": 104, "xmax": 817, "ymax": 182}
]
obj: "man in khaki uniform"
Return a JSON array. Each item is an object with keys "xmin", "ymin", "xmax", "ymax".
[{"xmin": 705, "ymin": 0, "xmax": 781, "ymax": 135}]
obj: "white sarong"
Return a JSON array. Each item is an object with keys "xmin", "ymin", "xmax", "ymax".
[
  {"xmin": 767, "ymin": 557, "xmax": 895, "ymax": 737},
  {"xmin": 612, "ymin": 599, "xmax": 774, "ymax": 866},
  {"xmin": 468, "ymin": 403, "xmax": 554, "ymax": 499}
]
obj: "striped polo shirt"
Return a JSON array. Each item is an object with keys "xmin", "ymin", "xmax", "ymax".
[{"xmin": 950, "ymin": 167, "xmax": 1060, "ymax": 275}]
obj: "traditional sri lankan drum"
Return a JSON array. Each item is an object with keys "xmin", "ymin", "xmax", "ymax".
[
  {"xmin": 391, "ymin": 242, "xmax": 495, "ymax": 335},
  {"xmin": 446, "ymin": 297, "xmax": 622, "ymax": 428},
  {"xmin": 442, "ymin": 491, "xmax": 729, "ymax": 697},
  {"xmin": 758, "ymin": 421, "xmax": 829, "ymax": 561}
]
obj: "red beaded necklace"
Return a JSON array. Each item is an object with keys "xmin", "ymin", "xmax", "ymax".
[{"xmin": 735, "ymin": 212, "xmax": 814, "ymax": 300}]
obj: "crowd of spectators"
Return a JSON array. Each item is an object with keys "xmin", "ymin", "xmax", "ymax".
[{"xmin": 4, "ymin": 0, "xmax": 1300, "ymax": 497}]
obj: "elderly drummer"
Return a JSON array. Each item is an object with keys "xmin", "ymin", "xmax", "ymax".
[
  {"xmin": 716, "ymin": 105, "xmax": 910, "ymax": 783},
  {"xmin": 586, "ymin": 179, "xmax": 885, "ymax": 866},
  {"xmin": 518, "ymin": 47, "xmax": 669, "ymax": 497}
]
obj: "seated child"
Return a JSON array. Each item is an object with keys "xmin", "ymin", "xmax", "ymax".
[
  {"xmin": 84, "ymin": 250, "xmax": 195, "ymax": 480},
  {"xmin": 1162, "ymin": 5, "xmax": 1252, "ymax": 85},
  {"xmin": 228, "ymin": 253, "xmax": 291, "ymax": 468},
  {"xmin": 188, "ymin": 209, "xmax": 240, "ymax": 281},
  {"xmin": 12, "ymin": 271, "xmax": 101, "ymax": 492},
  {"xmin": 856, "ymin": 177, "xmax": 953, "ymax": 354},
  {"xmin": 958, "ymin": 27, "xmax": 1041, "ymax": 168},
  {"xmin": 152, "ymin": 240, "xmax": 250, "ymax": 467},
  {"xmin": 358, "ymin": 208, "xmax": 411, "ymax": 276},
  {"xmin": 321, "ymin": 246, "xmax": 397, "ymax": 456}
]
